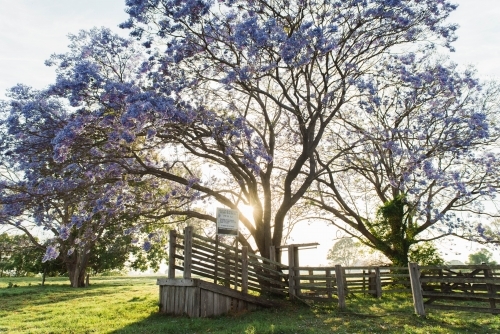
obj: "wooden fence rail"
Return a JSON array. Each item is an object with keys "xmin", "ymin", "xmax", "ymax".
[{"xmin": 293, "ymin": 266, "xmax": 410, "ymax": 300}]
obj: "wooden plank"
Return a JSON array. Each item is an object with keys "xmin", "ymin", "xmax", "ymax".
[
  {"xmin": 335, "ymin": 265, "xmax": 346, "ymax": 309},
  {"xmin": 374, "ymin": 267, "xmax": 382, "ymax": 298},
  {"xmin": 420, "ymin": 277, "xmax": 500, "ymax": 284},
  {"xmin": 207, "ymin": 290, "xmax": 215, "ymax": 317},
  {"xmin": 159, "ymin": 286, "xmax": 166, "ymax": 312},
  {"xmin": 426, "ymin": 304, "xmax": 500, "ymax": 314},
  {"xmin": 168, "ymin": 286, "xmax": 175, "ymax": 314},
  {"xmin": 157, "ymin": 278, "xmax": 199, "ymax": 286},
  {"xmin": 198, "ymin": 280, "xmax": 277, "ymax": 307},
  {"xmin": 193, "ymin": 233, "xmax": 239, "ymax": 251},
  {"xmin": 484, "ymin": 267, "xmax": 497, "ymax": 313},
  {"xmin": 247, "ymin": 252, "xmax": 288, "ymax": 269},
  {"xmin": 168, "ymin": 230, "xmax": 177, "ymax": 279},
  {"xmin": 242, "ymin": 246, "xmax": 248, "ymax": 294},
  {"xmin": 184, "ymin": 286, "xmax": 191, "ymax": 316},
  {"xmin": 177, "ymin": 286, "xmax": 186, "ymax": 315},
  {"xmin": 184, "ymin": 226, "xmax": 193, "ymax": 279},
  {"xmin": 213, "ymin": 291, "xmax": 220, "ymax": 316},
  {"xmin": 192, "ymin": 286, "xmax": 201, "ymax": 317},
  {"xmin": 200, "ymin": 289, "xmax": 209, "ymax": 317},
  {"xmin": 422, "ymin": 291, "xmax": 500, "ymax": 302},
  {"xmin": 409, "ymin": 263, "xmax": 426, "ymax": 317},
  {"xmin": 288, "ymin": 245, "xmax": 296, "ymax": 299}
]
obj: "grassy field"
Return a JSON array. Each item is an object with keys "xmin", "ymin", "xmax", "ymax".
[{"xmin": 0, "ymin": 276, "xmax": 499, "ymax": 333}]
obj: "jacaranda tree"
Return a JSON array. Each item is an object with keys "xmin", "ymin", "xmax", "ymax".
[
  {"xmin": 0, "ymin": 82, "xmax": 170, "ymax": 287},
  {"xmin": 4, "ymin": 1, "xmax": 496, "ymax": 270},
  {"xmin": 307, "ymin": 53, "xmax": 500, "ymax": 265},
  {"xmin": 41, "ymin": 0, "xmax": 461, "ymax": 262}
]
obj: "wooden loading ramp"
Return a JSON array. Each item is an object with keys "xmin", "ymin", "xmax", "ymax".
[{"xmin": 157, "ymin": 278, "xmax": 277, "ymax": 318}]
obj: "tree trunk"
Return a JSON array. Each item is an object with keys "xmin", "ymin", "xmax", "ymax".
[
  {"xmin": 42, "ymin": 268, "xmax": 46, "ymax": 286},
  {"xmin": 66, "ymin": 251, "xmax": 90, "ymax": 288}
]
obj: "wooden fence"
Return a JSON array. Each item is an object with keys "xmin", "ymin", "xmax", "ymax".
[
  {"xmin": 166, "ymin": 227, "xmax": 414, "ymax": 309},
  {"xmin": 293, "ymin": 266, "xmax": 410, "ymax": 301},
  {"xmin": 409, "ymin": 263, "xmax": 500, "ymax": 317},
  {"xmin": 168, "ymin": 227, "xmax": 288, "ymax": 297}
]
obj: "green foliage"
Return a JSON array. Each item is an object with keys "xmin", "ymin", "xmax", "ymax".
[
  {"xmin": 467, "ymin": 248, "xmax": 497, "ymax": 265},
  {"xmin": 363, "ymin": 195, "xmax": 418, "ymax": 266},
  {"xmin": 408, "ymin": 242, "xmax": 445, "ymax": 266}
]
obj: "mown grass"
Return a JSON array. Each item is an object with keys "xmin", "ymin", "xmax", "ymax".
[{"xmin": 0, "ymin": 276, "xmax": 499, "ymax": 333}]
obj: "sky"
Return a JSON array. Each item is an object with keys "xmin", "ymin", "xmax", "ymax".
[{"xmin": 1, "ymin": 0, "xmax": 499, "ymax": 265}]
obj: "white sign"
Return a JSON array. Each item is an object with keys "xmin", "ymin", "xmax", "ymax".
[{"xmin": 216, "ymin": 208, "xmax": 239, "ymax": 235}]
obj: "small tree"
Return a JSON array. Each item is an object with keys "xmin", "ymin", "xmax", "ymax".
[
  {"xmin": 408, "ymin": 242, "xmax": 444, "ymax": 266},
  {"xmin": 467, "ymin": 248, "xmax": 497, "ymax": 265},
  {"xmin": 326, "ymin": 238, "xmax": 358, "ymax": 267}
]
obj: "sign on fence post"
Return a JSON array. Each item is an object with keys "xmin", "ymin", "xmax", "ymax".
[{"xmin": 216, "ymin": 208, "xmax": 239, "ymax": 235}]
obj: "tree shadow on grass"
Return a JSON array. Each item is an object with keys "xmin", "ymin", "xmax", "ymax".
[
  {"xmin": 0, "ymin": 283, "xmax": 122, "ymax": 310},
  {"xmin": 110, "ymin": 296, "xmax": 500, "ymax": 334}
]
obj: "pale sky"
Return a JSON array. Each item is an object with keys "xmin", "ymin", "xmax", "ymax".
[
  {"xmin": 1, "ymin": 0, "xmax": 500, "ymax": 99},
  {"xmin": 0, "ymin": 0, "xmax": 499, "ymax": 265}
]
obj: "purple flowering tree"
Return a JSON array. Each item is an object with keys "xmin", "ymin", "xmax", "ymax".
[
  {"xmin": 307, "ymin": 54, "xmax": 500, "ymax": 266},
  {"xmin": 3, "ymin": 1, "xmax": 466, "ymax": 267},
  {"xmin": 0, "ymin": 84, "xmax": 172, "ymax": 287},
  {"xmin": 52, "ymin": 0, "xmax": 456, "ymax": 261}
]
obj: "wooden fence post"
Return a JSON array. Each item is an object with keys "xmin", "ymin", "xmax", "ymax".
[
  {"xmin": 483, "ymin": 266, "xmax": 497, "ymax": 314},
  {"xmin": 241, "ymin": 246, "xmax": 248, "ymax": 294},
  {"xmin": 224, "ymin": 248, "xmax": 231, "ymax": 287},
  {"xmin": 234, "ymin": 247, "xmax": 239, "ymax": 290},
  {"xmin": 375, "ymin": 267, "xmax": 382, "ymax": 298},
  {"xmin": 408, "ymin": 262, "xmax": 426, "ymax": 317},
  {"xmin": 269, "ymin": 246, "xmax": 277, "ymax": 292},
  {"xmin": 183, "ymin": 226, "xmax": 193, "ymax": 279},
  {"xmin": 214, "ymin": 237, "xmax": 219, "ymax": 284},
  {"xmin": 326, "ymin": 269, "xmax": 333, "ymax": 299},
  {"xmin": 335, "ymin": 265, "xmax": 346, "ymax": 309},
  {"xmin": 168, "ymin": 229, "xmax": 177, "ymax": 279},
  {"xmin": 288, "ymin": 245, "xmax": 296, "ymax": 300}
]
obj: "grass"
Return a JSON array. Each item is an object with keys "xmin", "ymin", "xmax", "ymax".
[{"xmin": 0, "ymin": 276, "xmax": 499, "ymax": 333}]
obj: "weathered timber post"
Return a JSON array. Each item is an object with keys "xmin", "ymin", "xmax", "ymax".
[
  {"xmin": 363, "ymin": 269, "xmax": 366, "ymax": 296},
  {"xmin": 214, "ymin": 237, "xmax": 219, "ymax": 284},
  {"xmin": 269, "ymin": 246, "xmax": 276, "ymax": 292},
  {"xmin": 408, "ymin": 262, "xmax": 426, "ymax": 317},
  {"xmin": 293, "ymin": 246, "xmax": 300, "ymax": 296},
  {"xmin": 288, "ymin": 245, "xmax": 296, "ymax": 300},
  {"xmin": 335, "ymin": 265, "xmax": 346, "ymax": 309},
  {"xmin": 183, "ymin": 226, "xmax": 193, "ymax": 279},
  {"xmin": 241, "ymin": 246, "xmax": 248, "ymax": 294},
  {"xmin": 168, "ymin": 230, "xmax": 177, "ymax": 279},
  {"xmin": 326, "ymin": 269, "xmax": 333, "ymax": 299},
  {"xmin": 375, "ymin": 267, "xmax": 382, "ymax": 298},
  {"xmin": 483, "ymin": 266, "xmax": 497, "ymax": 314},
  {"xmin": 234, "ymin": 247, "xmax": 239, "ymax": 290},
  {"xmin": 224, "ymin": 248, "xmax": 231, "ymax": 288}
]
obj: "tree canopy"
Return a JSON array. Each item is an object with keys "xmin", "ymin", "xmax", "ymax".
[{"xmin": 1, "ymin": 0, "xmax": 499, "ymax": 270}]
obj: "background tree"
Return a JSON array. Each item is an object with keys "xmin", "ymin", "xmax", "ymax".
[
  {"xmin": 0, "ymin": 80, "xmax": 170, "ymax": 286},
  {"xmin": 308, "ymin": 54, "xmax": 500, "ymax": 266},
  {"xmin": 467, "ymin": 248, "xmax": 497, "ymax": 265},
  {"xmin": 326, "ymin": 238, "xmax": 358, "ymax": 267}
]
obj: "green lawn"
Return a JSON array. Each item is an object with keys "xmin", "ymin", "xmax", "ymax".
[{"xmin": 0, "ymin": 276, "xmax": 498, "ymax": 333}]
